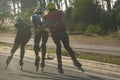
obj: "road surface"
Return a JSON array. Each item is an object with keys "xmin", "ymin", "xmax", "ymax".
[
  {"xmin": 0, "ymin": 37, "xmax": 120, "ymax": 56},
  {"xmin": 0, "ymin": 52, "xmax": 120, "ymax": 80}
]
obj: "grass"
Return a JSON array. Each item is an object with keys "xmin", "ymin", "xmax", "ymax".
[
  {"xmin": 76, "ymin": 51, "xmax": 120, "ymax": 65},
  {"xmin": 68, "ymin": 34, "xmax": 120, "ymax": 46},
  {"xmin": 0, "ymin": 42, "xmax": 120, "ymax": 65}
]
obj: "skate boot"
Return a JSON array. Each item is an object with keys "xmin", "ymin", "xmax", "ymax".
[
  {"xmin": 35, "ymin": 56, "xmax": 40, "ymax": 72},
  {"xmin": 5, "ymin": 55, "xmax": 13, "ymax": 70},
  {"xmin": 58, "ymin": 63, "xmax": 64, "ymax": 74},
  {"xmin": 73, "ymin": 60, "xmax": 84, "ymax": 72},
  {"xmin": 19, "ymin": 60, "xmax": 24, "ymax": 71},
  {"xmin": 41, "ymin": 62, "xmax": 45, "ymax": 72}
]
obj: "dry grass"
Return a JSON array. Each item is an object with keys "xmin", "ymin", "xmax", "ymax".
[{"xmin": 69, "ymin": 35, "xmax": 120, "ymax": 46}]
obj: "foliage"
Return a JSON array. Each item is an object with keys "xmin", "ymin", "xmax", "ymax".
[
  {"xmin": 65, "ymin": 7, "xmax": 74, "ymax": 32},
  {"xmin": 72, "ymin": 0, "xmax": 100, "ymax": 25},
  {"xmin": 64, "ymin": 0, "xmax": 120, "ymax": 36},
  {"xmin": 65, "ymin": 0, "xmax": 101, "ymax": 33},
  {"xmin": 0, "ymin": 0, "xmax": 12, "ymax": 19},
  {"xmin": 19, "ymin": 0, "xmax": 37, "ymax": 12},
  {"xmin": 113, "ymin": 0, "xmax": 120, "ymax": 9},
  {"xmin": 0, "ymin": 24, "xmax": 13, "ymax": 32},
  {"xmin": 1, "ymin": 0, "xmax": 120, "ymax": 36},
  {"xmin": 77, "ymin": 51, "xmax": 120, "ymax": 65},
  {"xmin": 100, "ymin": 9, "xmax": 119, "ymax": 35},
  {"xmin": 17, "ymin": 7, "xmax": 35, "ymax": 23},
  {"xmin": 85, "ymin": 25, "xmax": 101, "ymax": 35}
]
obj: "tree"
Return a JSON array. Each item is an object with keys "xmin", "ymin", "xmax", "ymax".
[
  {"xmin": 0, "ymin": 0, "xmax": 12, "ymax": 18},
  {"xmin": 20, "ymin": 0, "xmax": 37, "ymax": 12},
  {"xmin": 104, "ymin": 0, "xmax": 111, "ymax": 12},
  {"xmin": 113, "ymin": 0, "xmax": 120, "ymax": 29},
  {"xmin": 99, "ymin": 0, "xmax": 120, "ymax": 35},
  {"xmin": 65, "ymin": 0, "xmax": 68, "ymax": 9},
  {"xmin": 65, "ymin": 7, "xmax": 74, "ymax": 32},
  {"xmin": 17, "ymin": 7, "xmax": 35, "ymax": 23},
  {"xmin": 71, "ymin": 0, "xmax": 101, "ymax": 32},
  {"xmin": 113, "ymin": 0, "xmax": 120, "ymax": 9},
  {"xmin": 53, "ymin": 0, "xmax": 60, "ymax": 9},
  {"xmin": 39, "ymin": 0, "xmax": 46, "ymax": 9}
]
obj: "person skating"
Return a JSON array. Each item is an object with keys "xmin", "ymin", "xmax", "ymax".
[
  {"xmin": 43, "ymin": 2, "xmax": 84, "ymax": 74},
  {"xmin": 31, "ymin": 8, "xmax": 49, "ymax": 72},
  {"xmin": 5, "ymin": 17, "xmax": 31, "ymax": 70}
]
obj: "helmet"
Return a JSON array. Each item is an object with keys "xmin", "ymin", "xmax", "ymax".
[
  {"xmin": 47, "ymin": 2, "xmax": 56, "ymax": 9},
  {"xmin": 15, "ymin": 16, "xmax": 23, "ymax": 23},
  {"xmin": 34, "ymin": 7, "xmax": 43, "ymax": 15}
]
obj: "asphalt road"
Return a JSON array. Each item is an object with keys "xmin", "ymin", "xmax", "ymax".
[
  {"xmin": 0, "ymin": 37, "xmax": 120, "ymax": 56},
  {"xmin": 0, "ymin": 52, "xmax": 120, "ymax": 80}
]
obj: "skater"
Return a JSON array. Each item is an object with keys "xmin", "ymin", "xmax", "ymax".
[
  {"xmin": 5, "ymin": 17, "xmax": 31, "ymax": 70},
  {"xmin": 43, "ymin": 2, "xmax": 84, "ymax": 74},
  {"xmin": 31, "ymin": 8, "xmax": 49, "ymax": 72}
]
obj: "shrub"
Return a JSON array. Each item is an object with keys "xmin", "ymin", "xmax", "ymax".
[{"xmin": 85, "ymin": 25, "xmax": 101, "ymax": 35}]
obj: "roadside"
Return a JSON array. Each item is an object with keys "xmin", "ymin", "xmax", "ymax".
[
  {"xmin": 0, "ymin": 32, "xmax": 120, "ymax": 47},
  {"xmin": 0, "ymin": 46, "xmax": 120, "ymax": 78},
  {"xmin": 0, "ymin": 32, "xmax": 120, "ymax": 77},
  {"xmin": 0, "ymin": 33, "xmax": 120, "ymax": 57}
]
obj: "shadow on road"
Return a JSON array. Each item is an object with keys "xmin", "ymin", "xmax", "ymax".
[{"xmin": 11, "ymin": 70, "xmax": 103, "ymax": 80}]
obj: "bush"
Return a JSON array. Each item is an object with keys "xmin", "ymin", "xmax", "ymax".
[
  {"xmin": 0, "ymin": 24, "xmax": 9, "ymax": 32},
  {"xmin": 85, "ymin": 25, "xmax": 101, "ymax": 35},
  {"xmin": 0, "ymin": 24, "xmax": 15, "ymax": 33}
]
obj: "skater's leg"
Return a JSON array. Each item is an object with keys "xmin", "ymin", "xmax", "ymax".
[
  {"xmin": 61, "ymin": 31, "xmax": 84, "ymax": 72},
  {"xmin": 56, "ymin": 44, "xmax": 64, "ymax": 74},
  {"xmin": 35, "ymin": 56, "xmax": 40, "ymax": 72},
  {"xmin": 51, "ymin": 33, "xmax": 64, "ymax": 74},
  {"xmin": 19, "ymin": 44, "xmax": 25, "ymax": 71},
  {"xmin": 34, "ymin": 32, "xmax": 41, "ymax": 72},
  {"xmin": 19, "ymin": 33, "xmax": 31, "ymax": 71},
  {"xmin": 10, "ymin": 42, "xmax": 20, "ymax": 56},
  {"xmin": 41, "ymin": 31, "xmax": 49, "ymax": 72},
  {"xmin": 5, "ymin": 42, "xmax": 20, "ymax": 70}
]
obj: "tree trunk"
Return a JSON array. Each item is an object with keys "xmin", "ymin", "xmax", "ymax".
[
  {"xmin": 65, "ymin": 0, "xmax": 68, "ymax": 9},
  {"xmin": 106, "ymin": 0, "xmax": 111, "ymax": 12},
  {"xmin": 12, "ymin": 0, "xmax": 16, "ymax": 15},
  {"xmin": 54, "ymin": 0, "xmax": 60, "ymax": 9}
]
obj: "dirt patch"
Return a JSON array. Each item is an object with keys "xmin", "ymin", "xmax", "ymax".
[{"xmin": 0, "ymin": 33, "xmax": 15, "ymax": 37}]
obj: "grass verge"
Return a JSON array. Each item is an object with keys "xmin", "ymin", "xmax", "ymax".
[{"xmin": 0, "ymin": 42, "xmax": 120, "ymax": 65}]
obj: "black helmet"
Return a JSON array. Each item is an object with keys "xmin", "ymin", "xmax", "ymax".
[
  {"xmin": 15, "ymin": 16, "xmax": 23, "ymax": 23},
  {"xmin": 34, "ymin": 7, "xmax": 43, "ymax": 15}
]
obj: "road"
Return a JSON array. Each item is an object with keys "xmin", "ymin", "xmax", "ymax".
[
  {"xmin": 0, "ymin": 52, "xmax": 120, "ymax": 80},
  {"xmin": 0, "ymin": 37, "xmax": 120, "ymax": 56}
]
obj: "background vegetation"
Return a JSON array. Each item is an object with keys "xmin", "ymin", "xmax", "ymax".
[{"xmin": 0, "ymin": 0, "xmax": 120, "ymax": 38}]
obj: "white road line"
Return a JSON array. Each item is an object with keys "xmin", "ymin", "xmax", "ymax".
[{"xmin": 1, "ymin": 53, "xmax": 120, "ymax": 80}]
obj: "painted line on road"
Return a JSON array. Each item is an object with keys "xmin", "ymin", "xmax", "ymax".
[{"xmin": 1, "ymin": 53, "xmax": 120, "ymax": 80}]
